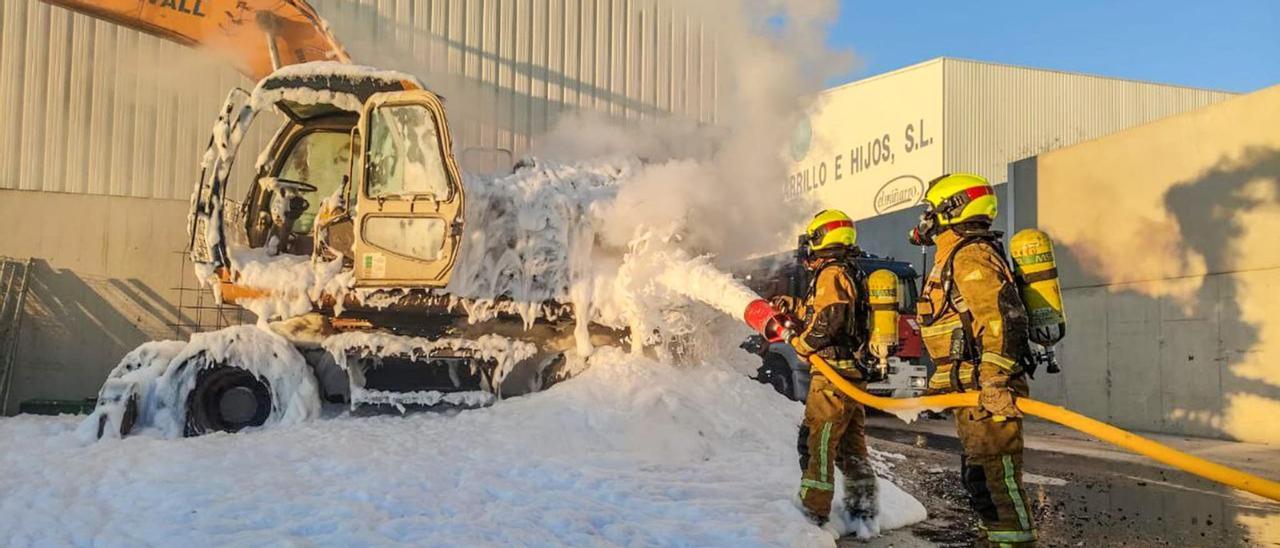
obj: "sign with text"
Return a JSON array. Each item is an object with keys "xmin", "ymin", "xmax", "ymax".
[{"xmin": 786, "ymin": 63, "xmax": 944, "ymax": 222}]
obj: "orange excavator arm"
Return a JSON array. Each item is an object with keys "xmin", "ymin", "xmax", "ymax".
[{"xmin": 40, "ymin": 0, "xmax": 350, "ymax": 80}]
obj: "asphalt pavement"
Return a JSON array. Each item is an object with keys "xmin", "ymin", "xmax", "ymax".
[{"xmin": 840, "ymin": 414, "xmax": 1280, "ymax": 547}]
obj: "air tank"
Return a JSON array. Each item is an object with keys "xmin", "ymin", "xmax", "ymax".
[
  {"xmin": 867, "ymin": 269, "xmax": 900, "ymax": 364},
  {"xmin": 1010, "ymin": 228, "xmax": 1066, "ymax": 346}
]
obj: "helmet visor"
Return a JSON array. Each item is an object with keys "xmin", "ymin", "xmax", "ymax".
[
  {"xmin": 937, "ymin": 184, "xmax": 993, "ymax": 221},
  {"xmin": 807, "ymin": 218, "xmax": 854, "ymax": 247}
]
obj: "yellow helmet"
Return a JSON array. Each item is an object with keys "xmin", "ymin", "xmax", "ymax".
[
  {"xmin": 923, "ymin": 173, "xmax": 997, "ymax": 226},
  {"xmin": 908, "ymin": 173, "xmax": 998, "ymax": 246},
  {"xmin": 805, "ymin": 209, "xmax": 857, "ymax": 253}
]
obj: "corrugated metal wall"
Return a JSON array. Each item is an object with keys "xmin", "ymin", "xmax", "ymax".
[
  {"xmin": 0, "ymin": 0, "xmax": 719, "ymax": 200},
  {"xmin": 311, "ymin": 0, "xmax": 719, "ymax": 157},
  {"xmin": 0, "ymin": 0, "xmax": 272, "ymax": 200},
  {"xmin": 942, "ymin": 58, "xmax": 1236, "ymax": 184}
]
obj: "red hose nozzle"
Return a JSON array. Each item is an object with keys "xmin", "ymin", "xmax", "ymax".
[{"xmin": 743, "ymin": 299, "xmax": 795, "ymax": 343}]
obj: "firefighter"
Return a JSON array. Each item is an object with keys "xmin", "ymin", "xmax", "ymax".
[
  {"xmin": 909, "ymin": 173, "xmax": 1037, "ymax": 546},
  {"xmin": 773, "ymin": 209, "xmax": 879, "ymax": 529}
]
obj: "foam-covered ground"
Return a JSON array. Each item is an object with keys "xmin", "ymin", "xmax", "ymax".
[{"xmin": 0, "ymin": 348, "xmax": 924, "ymax": 547}]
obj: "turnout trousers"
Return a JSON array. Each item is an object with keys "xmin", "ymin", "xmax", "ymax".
[
  {"xmin": 953, "ymin": 376, "xmax": 1036, "ymax": 546},
  {"xmin": 798, "ymin": 373, "xmax": 877, "ymax": 521}
]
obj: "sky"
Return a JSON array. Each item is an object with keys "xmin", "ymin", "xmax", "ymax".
[{"xmin": 826, "ymin": 0, "xmax": 1280, "ymax": 93}]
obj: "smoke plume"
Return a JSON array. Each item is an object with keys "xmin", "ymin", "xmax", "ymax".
[
  {"xmin": 319, "ymin": 0, "xmax": 851, "ymax": 263},
  {"xmin": 537, "ymin": 0, "xmax": 852, "ymax": 262}
]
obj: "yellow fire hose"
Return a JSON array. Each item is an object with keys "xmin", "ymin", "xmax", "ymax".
[{"xmin": 806, "ymin": 355, "xmax": 1280, "ymax": 502}]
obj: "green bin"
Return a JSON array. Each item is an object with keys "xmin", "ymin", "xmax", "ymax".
[{"xmin": 18, "ymin": 398, "xmax": 97, "ymax": 415}]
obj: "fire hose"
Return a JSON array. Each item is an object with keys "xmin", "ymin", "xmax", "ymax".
[
  {"xmin": 805, "ymin": 353, "xmax": 1280, "ymax": 502},
  {"xmin": 739, "ymin": 298, "xmax": 1280, "ymax": 502}
]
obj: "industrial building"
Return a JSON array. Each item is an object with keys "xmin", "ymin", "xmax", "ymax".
[
  {"xmin": 0, "ymin": 0, "xmax": 722, "ymax": 414},
  {"xmin": 788, "ymin": 57, "xmax": 1235, "ymax": 267}
]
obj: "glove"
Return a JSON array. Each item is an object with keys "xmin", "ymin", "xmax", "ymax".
[
  {"xmin": 770, "ymin": 295, "xmax": 800, "ymax": 316},
  {"xmin": 978, "ymin": 377, "xmax": 1022, "ymax": 418}
]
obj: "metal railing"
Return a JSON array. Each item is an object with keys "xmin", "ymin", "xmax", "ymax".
[
  {"xmin": 0, "ymin": 257, "xmax": 33, "ymax": 413},
  {"xmin": 169, "ymin": 249, "xmax": 246, "ymax": 338}
]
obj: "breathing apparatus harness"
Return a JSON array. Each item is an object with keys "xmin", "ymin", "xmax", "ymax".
[
  {"xmin": 916, "ymin": 224, "xmax": 1044, "ymax": 392},
  {"xmin": 794, "ymin": 240, "xmax": 883, "ymax": 381}
]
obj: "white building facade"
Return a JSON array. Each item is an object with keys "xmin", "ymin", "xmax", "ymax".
[{"xmin": 789, "ymin": 58, "xmax": 1235, "ymax": 265}]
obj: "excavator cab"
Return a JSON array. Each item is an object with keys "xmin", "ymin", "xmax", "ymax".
[{"xmin": 192, "ymin": 63, "xmax": 466, "ymax": 296}]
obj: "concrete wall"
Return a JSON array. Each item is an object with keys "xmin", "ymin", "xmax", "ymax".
[
  {"xmin": 1015, "ymin": 85, "xmax": 1280, "ymax": 445},
  {"xmin": 0, "ymin": 190, "xmax": 222, "ymax": 414}
]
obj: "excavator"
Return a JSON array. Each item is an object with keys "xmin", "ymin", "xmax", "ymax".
[{"xmin": 45, "ymin": 0, "xmax": 616, "ymax": 439}]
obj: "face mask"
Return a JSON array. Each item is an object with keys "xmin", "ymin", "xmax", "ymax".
[{"xmin": 908, "ymin": 208, "xmax": 937, "ymax": 246}]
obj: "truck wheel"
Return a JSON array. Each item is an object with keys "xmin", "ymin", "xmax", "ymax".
[{"xmin": 184, "ymin": 366, "xmax": 273, "ymax": 437}]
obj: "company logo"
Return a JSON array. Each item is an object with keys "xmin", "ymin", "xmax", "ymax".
[
  {"xmin": 790, "ymin": 116, "xmax": 812, "ymax": 162},
  {"xmin": 874, "ymin": 175, "xmax": 924, "ymax": 214}
]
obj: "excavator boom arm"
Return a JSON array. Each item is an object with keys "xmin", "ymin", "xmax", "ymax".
[{"xmin": 40, "ymin": 0, "xmax": 350, "ymax": 80}]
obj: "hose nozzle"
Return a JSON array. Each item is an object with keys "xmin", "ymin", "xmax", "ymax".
[{"xmin": 743, "ymin": 299, "xmax": 796, "ymax": 343}]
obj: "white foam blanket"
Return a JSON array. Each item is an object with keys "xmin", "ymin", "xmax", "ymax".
[
  {"xmin": 221, "ymin": 159, "xmax": 760, "ymax": 353},
  {"xmin": 0, "ymin": 347, "xmax": 925, "ymax": 547}
]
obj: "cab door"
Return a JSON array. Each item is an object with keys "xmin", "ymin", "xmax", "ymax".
[{"xmin": 352, "ymin": 90, "xmax": 465, "ymax": 288}]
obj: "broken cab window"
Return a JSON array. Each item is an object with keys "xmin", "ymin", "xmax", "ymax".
[{"xmin": 366, "ymin": 104, "xmax": 452, "ymax": 200}]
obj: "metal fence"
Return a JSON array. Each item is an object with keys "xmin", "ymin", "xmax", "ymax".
[
  {"xmin": 0, "ymin": 257, "xmax": 33, "ymax": 412},
  {"xmin": 169, "ymin": 250, "xmax": 247, "ymax": 338}
]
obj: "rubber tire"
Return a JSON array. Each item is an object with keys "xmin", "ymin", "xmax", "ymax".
[{"xmin": 184, "ymin": 366, "xmax": 273, "ymax": 437}]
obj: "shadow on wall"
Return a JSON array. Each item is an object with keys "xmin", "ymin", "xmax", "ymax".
[
  {"xmin": 6, "ymin": 260, "xmax": 195, "ymax": 414},
  {"xmin": 1025, "ymin": 149, "xmax": 1280, "ymax": 544},
  {"xmin": 1163, "ymin": 147, "xmax": 1280, "ymax": 440},
  {"xmin": 1044, "ymin": 147, "xmax": 1280, "ymax": 443}
]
